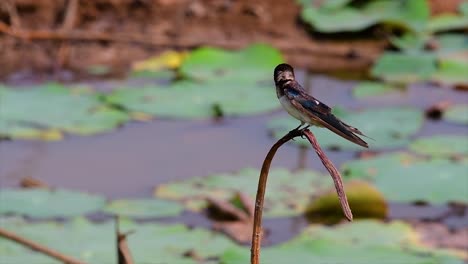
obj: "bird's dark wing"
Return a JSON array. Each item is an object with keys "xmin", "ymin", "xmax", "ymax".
[
  {"xmin": 284, "ymin": 83, "xmax": 368, "ymax": 148},
  {"xmin": 283, "ymin": 83, "xmax": 331, "ymax": 115}
]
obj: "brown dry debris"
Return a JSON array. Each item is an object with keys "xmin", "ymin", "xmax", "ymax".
[
  {"xmin": 411, "ymin": 221, "xmax": 468, "ymax": 256},
  {"xmin": 207, "ymin": 192, "xmax": 254, "ymax": 244},
  {"xmin": 0, "ymin": 0, "xmax": 388, "ymax": 79}
]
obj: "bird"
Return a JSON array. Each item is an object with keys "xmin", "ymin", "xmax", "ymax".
[{"xmin": 274, "ymin": 63, "xmax": 369, "ymax": 148}]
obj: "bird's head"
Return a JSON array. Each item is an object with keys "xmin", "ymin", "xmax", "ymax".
[{"xmin": 274, "ymin": 63, "xmax": 295, "ymax": 85}]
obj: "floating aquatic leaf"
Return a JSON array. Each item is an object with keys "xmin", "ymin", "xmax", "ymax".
[
  {"xmin": 0, "ymin": 218, "xmax": 240, "ymax": 264},
  {"xmin": 306, "ymin": 180, "xmax": 388, "ymax": 224},
  {"xmin": 352, "ymin": 81, "xmax": 403, "ymax": 98},
  {"xmin": 103, "ymin": 199, "xmax": 184, "ymax": 218},
  {"xmin": 221, "ymin": 220, "xmax": 464, "ymax": 264},
  {"xmin": 444, "ymin": 104, "xmax": 468, "ymax": 124},
  {"xmin": 0, "ymin": 188, "xmax": 106, "ymax": 218},
  {"xmin": 390, "ymin": 32, "xmax": 428, "ymax": 52},
  {"xmin": 268, "ymin": 107, "xmax": 424, "ymax": 150},
  {"xmin": 300, "ymin": 0, "xmax": 429, "ymax": 33},
  {"xmin": 133, "ymin": 50, "xmax": 188, "ymax": 72},
  {"xmin": 106, "ymin": 78, "xmax": 279, "ymax": 119},
  {"xmin": 118, "ymin": 219, "xmax": 241, "ymax": 264},
  {"xmin": 342, "ymin": 152, "xmax": 422, "ymax": 180},
  {"xmin": 371, "ymin": 52, "xmax": 437, "ymax": 83},
  {"xmin": 432, "ymin": 59, "xmax": 468, "ymax": 86},
  {"xmin": 342, "ymin": 153, "xmax": 468, "ymax": 204},
  {"xmin": 410, "ymin": 135, "xmax": 468, "ymax": 157},
  {"xmin": 436, "ymin": 34, "xmax": 468, "ymax": 54},
  {"xmin": 131, "ymin": 50, "xmax": 186, "ymax": 79},
  {"xmin": 0, "ymin": 217, "xmax": 115, "ymax": 264},
  {"xmin": 155, "ymin": 168, "xmax": 332, "ymax": 217},
  {"xmin": 428, "ymin": 13, "xmax": 468, "ymax": 33},
  {"xmin": 107, "ymin": 44, "xmax": 282, "ymax": 119},
  {"xmin": 0, "ymin": 84, "xmax": 128, "ymax": 140},
  {"xmin": 179, "ymin": 44, "xmax": 282, "ymax": 81}
]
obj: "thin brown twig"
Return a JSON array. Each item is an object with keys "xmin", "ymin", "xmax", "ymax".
[
  {"xmin": 250, "ymin": 128, "xmax": 303, "ymax": 264},
  {"xmin": 0, "ymin": 228, "xmax": 87, "ymax": 264},
  {"xmin": 251, "ymin": 128, "xmax": 353, "ymax": 264},
  {"xmin": 303, "ymin": 129, "xmax": 353, "ymax": 221}
]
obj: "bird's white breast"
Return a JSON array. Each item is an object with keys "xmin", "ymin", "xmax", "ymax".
[{"xmin": 279, "ymin": 95, "xmax": 313, "ymax": 124}]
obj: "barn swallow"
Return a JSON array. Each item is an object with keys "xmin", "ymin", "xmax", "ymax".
[{"xmin": 274, "ymin": 63, "xmax": 368, "ymax": 148}]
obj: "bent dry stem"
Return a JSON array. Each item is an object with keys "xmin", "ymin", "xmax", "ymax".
[{"xmin": 250, "ymin": 128, "xmax": 353, "ymax": 264}]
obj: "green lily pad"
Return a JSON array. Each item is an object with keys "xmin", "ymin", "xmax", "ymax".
[
  {"xmin": 103, "ymin": 199, "xmax": 184, "ymax": 218},
  {"xmin": 268, "ymin": 107, "xmax": 424, "ymax": 150},
  {"xmin": 0, "ymin": 217, "xmax": 240, "ymax": 264},
  {"xmin": 410, "ymin": 135, "xmax": 468, "ymax": 157},
  {"xmin": 106, "ymin": 78, "xmax": 279, "ymax": 119},
  {"xmin": 180, "ymin": 44, "xmax": 282, "ymax": 81},
  {"xmin": 342, "ymin": 153, "xmax": 468, "ymax": 204},
  {"xmin": 390, "ymin": 32, "xmax": 428, "ymax": 52},
  {"xmin": 0, "ymin": 189, "xmax": 106, "ymax": 218},
  {"xmin": 428, "ymin": 13, "xmax": 468, "ymax": 33},
  {"xmin": 432, "ymin": 59, "xmax": 468, "ymax": 86},
  {"xmin": 371, "ymin": 52, "xmax": 437, "ymax": 83},
  {"xmin": 342, "ymin": 152, "xmax": 422, "ymax": 180},
  {"xmin": 352, "ymin": 81, "xmax": 403, "ymax": 98},
  {"xmin": 106, "ymin": 44, "xmax": 282, "ymax": 119},
  {"xmin": 118, "ymin": 219, "xmax": 240, "ymax": 263},
  {"xmin": 461, "ymin": 1, "xmax": 468, "ymax": 15},
  {"xmin": 444, "ymin": 104, "xmax": 468, "ymax": 124},
  {"xmin": 0, "ymin": 217, "xmax": 115, "ymax": 264},
  {"xmin": 436, "ymin": 34, "xmax": 468, "ymax": 54},
  {"xmin": 300, "ymin": 0, "xmax": 429, "ymax": 33},
  {"xmin": 221, "ymin": 220, "xmax": 464, "ymax": 264},
  {"xmin": 306, "ymin": 180, "xmax": 388, "ymax": 224},
  {"xmin": 0, "ymin": 84, "xmax": 128, "ymax": 140},
  {"xmin": 155, "ymin": 167, "xmax": 332, "ymax": 218}
]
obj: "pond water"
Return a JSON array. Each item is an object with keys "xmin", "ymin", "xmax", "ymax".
[{"xmin": 1, "ymin": 70, "xmax": 467, "ymax": 244}]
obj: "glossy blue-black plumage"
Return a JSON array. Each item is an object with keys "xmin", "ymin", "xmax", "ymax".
[{"xmin": 274, "ymin": 63, "xmax": 369, "ymax": 148}]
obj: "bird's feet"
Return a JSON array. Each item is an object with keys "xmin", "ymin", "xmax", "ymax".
[
  {"xmin": 299, "ymin": 125, "xmax": 310, "ymax": 139},
  {"xmin": 289, "ymin": 124, "xmax": 310, "ymax": 140}
]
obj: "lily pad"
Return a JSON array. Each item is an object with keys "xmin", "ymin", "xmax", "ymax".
[
  {"xmin": 306, "ymin": 180, "xmax": 388, "ymax": 224},
  {"xmin": 106, "ymin": 44, "xmax": 282, "ymax": 119},
  {"xmin": 155, "ymin": 168, "xmax": 332, "ymax": 217},
  {"xmin": 428, "ymin": 13, "xmax": 468, "ymax": 33},
  {"xmin": 0, "ymin": 188, "xmax": 106, "ymax": 218},
  {"xmin": 342, "ymin": 152, "xmax": 422, "ymax": 180},
  {"xmin": 106, "ymin": 78, "xmax": 279, "ymax": 119},
  {"xmin": 0, "ymin": 217, "xmax": 240, "ymax": 264},
  {"xmin": 432, "ymin": 59, "xmax": 468, "ymax": 86},
  {"xmin": 342, "ymin": 153, "xmax": 468, "ymax": 204},
  {"xmin": 0, "ymin": 84, "xmax": 128, "ymax": 140},
  {"xmin": 130, "ymin": 50, "xmax": 185, "ymax": 79},
  {"xmin": 371, "ymin": 52, "xmax": 437, "ymax": 83},
  {"xmin": 0, "ymin": 217, "xmax": 115, "ymax": 264},
  {"xmin": 179, "ymin": 44, "xmax": 282, "ymax": 81},
  {"xmin": 103, "ymin": 199, "xmax": 184, "ymax": 218},
  {"xmin": 444, "ymin": 104, "xmax": 468, "ymax": 124},
  {"xmin": 268, "ymin": 107, "xmax": 424, "ymax": 150},
  {"xmin": 118, "ymin": 219, "xmax": 241, "ymax": 263},
  {"xmin": 433, "ymin": 34, "xmax": 468, "ymax": 63},
  {"xmin": 409, "ymin": 135, "xmax": 468, "ymax": 157},
  {"xmin": 221, "ymin": 220, "xmax": 464, "ymax": 264},
  {"xmin": 300, "ymin": 0, "xmax": 429, "ymax": 33},
  {"xmin": 352, "ymin": 81, "xmax": 403, "ymax": 98}
]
